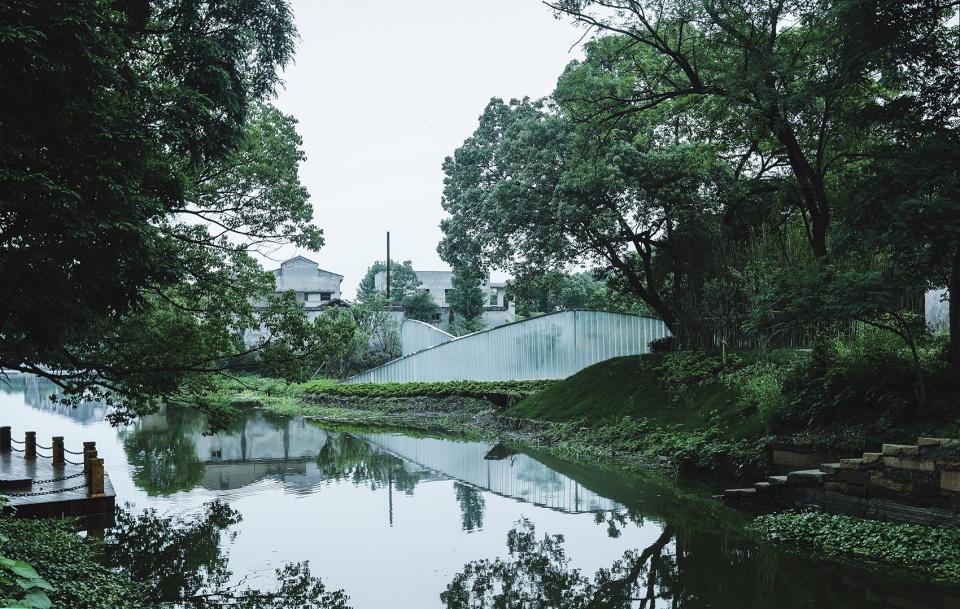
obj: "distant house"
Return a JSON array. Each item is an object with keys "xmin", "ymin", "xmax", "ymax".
[
  {"xmin": 373, "ymin": 269, "xmax": 514, "ymax": 331},
  {"xmin": 256, "ymin": 255, "xmax": 344, "ymax": 316},
  {"xmin": 245, "ymin": 256, "xmax": 344, "ymax": 345}
]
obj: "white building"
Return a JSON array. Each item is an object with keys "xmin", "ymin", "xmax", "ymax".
[
  {"xmin": 254, "ymin": 255, "xmax": 344, "ymax": 318},
  {"xmin": 372, "ymin": 269, "xmax": 514, "ymax": 331}
]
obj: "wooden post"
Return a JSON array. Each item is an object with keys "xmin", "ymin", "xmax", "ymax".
[
  {"xmin": 84, "ymin": 448, "xmax": 98, "ymax": 487},
  {"xmin": 24, "ymin": 431, "xmax": 36, "ymax": 459},
  {"xmin": 52, "ymin": 437, "xmax": 65, "ymax": 466},
  {"xmin": 0, "ymin": 427, "xmax": 10, "ymax": 452},
  {"xmin": 83, "ymin": 442, "xmax": 96, "ymax": 468},
  {"xmin": 88, "ymin": 458, "xmax": 105, "ymax": 497}
]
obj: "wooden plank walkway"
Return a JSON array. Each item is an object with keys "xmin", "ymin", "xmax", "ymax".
[{"xmin": 0, "ymin": 450, "xmax": 115, "ymax": 519}]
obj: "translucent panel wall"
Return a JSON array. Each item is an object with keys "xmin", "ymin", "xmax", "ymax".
[
  {"xmin": 401, "ymin": 320, "xmax": 454, "ymax": 356},
  {"xmin": 345, "ymin": 310, "xmax": 670, "ymax": 384}
]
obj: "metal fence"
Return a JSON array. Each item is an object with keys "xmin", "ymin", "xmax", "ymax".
[
  {"xmin": 401, "ymin": 320, "xmax": 454, "ymax": 356},
  {"xmin": 343, "ymin": 310, "xmax": 670, "ymax": 384}
]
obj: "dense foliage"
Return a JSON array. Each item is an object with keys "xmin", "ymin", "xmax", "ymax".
[
  {"xmin": 0, "ymin": 0, "xmax": 340, "ymax": 425},
  {"xmin": 440, "ymin": 0, "xmax": 960, "ymax": 366},
  {"xmin": 757, "ymin": 511, "xmax": 960, "ymax": 581}
]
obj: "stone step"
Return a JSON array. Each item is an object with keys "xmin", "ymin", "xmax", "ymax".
[
  {"xmin": 768, "ymin": 475, "xmax": 789, "ymax": 486},
  {"xmin": 723, "ymin": 487, "xmax": 757, "ymax": 498},
  {"xmin": 882, "ymin": 444, "xmax": 920, "ymax": 458},
  {"xmin": 755, "ymin": 481, "xmax": 772, "ymax": 493},
  {"xmin": 786, "ymin": 469, "xmax": 826, "ymax": 486},
  {"xmin": 820, "ymin": 463, "xmax": 841, "ymax": 475}
]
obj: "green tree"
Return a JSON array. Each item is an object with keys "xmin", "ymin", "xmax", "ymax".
[
  {"xmin": 448, "ymin": 271, "xmax": 486, "ymax": 336},
  {"xmin": 510, "ymin": 272, "xmax": 602, "ymax": 316},
  {"xmin": 356, "ymin": 260, "xmax": 423, "ymax": 305},
  {"xmin": 319, "ymin": 300, "xmax": 399, "ymax": 378},
  {"xmin": 439, "ymin": 95, "xmax": 731, "ymax": 336},
  {"xmin": 0, "ymin": 0, "xmax": 331, "ymax": 421},
  {"xmin": 401, "ymin": 289, "xmax": 439, "ymax": 323}
]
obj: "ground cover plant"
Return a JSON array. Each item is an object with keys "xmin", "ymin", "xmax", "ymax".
[{"xmin": 756, "ymin": 511, "xmax": 960, "ymax": 582}]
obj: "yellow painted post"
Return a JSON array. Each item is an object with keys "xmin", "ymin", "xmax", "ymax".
[
  {"xmin": 88, "ymin": 458, "xmax": 105, "ymax": 497},
  {"xmin": 24, "ymin": 431, "xmax": 36, "ymax": 459},
  {"xmin": 0, "ymin": 427, "xmax": 10, "ymax": 452},
  {"xmin": 52, "ymin": 437, "xmax": 65, "ymax": 466},
  {"xmin": 84, "ymin": 448, "xmax": 98, "ymax": 487}
]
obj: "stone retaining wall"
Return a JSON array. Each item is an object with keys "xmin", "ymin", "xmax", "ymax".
[{"xmin": 724, "ymin": 437, "xmax": 960, "ymax": 527}]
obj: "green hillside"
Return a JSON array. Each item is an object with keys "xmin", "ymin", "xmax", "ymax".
[{"xmin": 505, "ymin": 352, "xmax": 764, "ymax": 442}]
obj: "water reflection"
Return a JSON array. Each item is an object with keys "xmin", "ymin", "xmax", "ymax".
[
  {"xmin": 6, "ymin": 375, "xmax": 960, "ymax": 608},
  {"xmin": 106, "ymin": 501, "xmax": 350, "ymax": 608},
  {"xmin": 354, "ymin": 433, "xmax": 622, "ymax": 513},
  {"xmin": 1, "ymin": 371, "xmax": 107, "ymax": 424},
  {"xmin": 444, "ymin": 514, "xmax": 960, "ymax": 609}
]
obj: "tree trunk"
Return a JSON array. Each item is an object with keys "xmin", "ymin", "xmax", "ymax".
[{"xmin": 951, "ymin": 245, "xmax": 960, "ymax": 374}]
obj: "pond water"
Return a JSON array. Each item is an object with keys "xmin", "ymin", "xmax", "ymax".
[{"xmin": 3, "ymin": 374, "xmax": 960, "ymax": 608}]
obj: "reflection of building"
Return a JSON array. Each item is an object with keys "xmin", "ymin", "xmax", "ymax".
[
  {"xmin": 373, "ymin": 269, "xmax": 515, "ymax": 332},
  {"xmin": 356, "ymin": 433, "xmax": 622, "ymax": 513},
  {"xmin": 3, "ymin": 373, "xmax": 108, "ymax": 424}
]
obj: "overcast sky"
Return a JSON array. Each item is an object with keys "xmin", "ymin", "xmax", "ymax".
[{"xmin": 266, "ymin": 0, "xmax": 586, "ymax": 299}]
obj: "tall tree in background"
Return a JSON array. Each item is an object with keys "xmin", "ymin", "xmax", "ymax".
[
  {"xmin": 356, "ymin": 260, "xmax": 423, "ymax": 305},
  {"xmin": 0, "ymin": 0, "xmax": 331, "ymax": 422},
  {"xmin": 448, "ymin": 271, "xmax": 486, "ymax": 336}
]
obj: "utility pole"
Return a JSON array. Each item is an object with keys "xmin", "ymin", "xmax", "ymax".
[{"xmin": 386, "ymin": 231, "xmax": 391, "ymax": 299}]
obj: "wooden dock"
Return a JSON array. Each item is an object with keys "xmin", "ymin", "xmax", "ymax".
[{"xmin": 0, "ymin": 428, "xmax": 115, "ymax": 523}]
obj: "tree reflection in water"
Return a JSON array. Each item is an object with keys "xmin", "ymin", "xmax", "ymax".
[
  {"xmin": 106, "ymin": 501, "xmax": 351, "ymax": 608},
  {"xmin": 454, "ymin": 482, "xmax": 485, "ymax": 532},
  {"xmin": 316, "ymin": 432, "xmax": 421, "ymax": 493},
  {"xmin": 441, "ymin": 509, "xmax": 947, "ymax": 609},
  {"xmin": 121, "ymin": 406, "xmax": 206, "ymax": 496}
]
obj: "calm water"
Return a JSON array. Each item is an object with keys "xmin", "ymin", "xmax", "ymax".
[{"xmin": 3, "ymin": 374, "xmax": 959, "ymax": 608}]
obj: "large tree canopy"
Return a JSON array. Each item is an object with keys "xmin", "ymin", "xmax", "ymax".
[
  {"xmin": 440, "ymin": 0, "xmax": 959, "ymax": 356},
  {"xmin": 0, "ymin": 0, "xmax": 334, "ymax": 421}
]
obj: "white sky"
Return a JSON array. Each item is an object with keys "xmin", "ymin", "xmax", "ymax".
[{"xmin": 266, "ymin": 0, "xmax": 586, "ymax": 299}]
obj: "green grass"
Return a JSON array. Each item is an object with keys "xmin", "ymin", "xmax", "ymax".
[{"xmin": 506, "ymin": 351, "xmax": 790, "ymax": 442}]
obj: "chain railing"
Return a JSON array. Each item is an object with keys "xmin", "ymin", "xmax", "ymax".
[{"xmin": 1, "ymin": 426, "xmax": 106, "ymax": 498}]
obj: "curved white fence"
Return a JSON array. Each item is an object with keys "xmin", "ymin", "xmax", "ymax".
[
  {"xmin": 401, "ymin": 320, "xmax": 455, "ymax": 356},
  {"xmin": 344, "ymin": 310, "xmax": 670, "ymax": 384}
]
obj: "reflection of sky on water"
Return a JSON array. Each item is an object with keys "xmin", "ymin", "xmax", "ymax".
[{"xmin": 0, "ymin": 375, "xmax": 660, "ymax": 609}]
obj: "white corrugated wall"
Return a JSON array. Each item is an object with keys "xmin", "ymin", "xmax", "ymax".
[{"xmin": 344, "ymin": 310, "xmax": 670, "ymax": 384}]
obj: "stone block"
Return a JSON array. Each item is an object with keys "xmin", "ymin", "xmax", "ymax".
[
  {"xmin": 822, "ymin": 489, "xmax": 868, "ymax": 516},
  {"xmin": 883, "ymin": 443, "xmax": 920, "ymax": 457},
  {"xmin": 912, "ymin": 482, "xmax": 940, "ymax": 501},
  {"xmin": 767, "ymin": 475, "xmax": 789, "ymax": 486},
  {"xmin": 772, "ymin": 449, "xmax": 825, "ymax": 468},
  {"xmin": 938, "ymin": 460, "xmax": 960, "ymax": 472},
  {"xmin": 861, "ymin": 452, "xmax": 883, "ymax": 465},
  {"xmin": 754, "ymin": 481, "xmax": 772, "ymax": 493},
  {"xmin": 941, "ymin": 471, "xmax": 960, "ymax": 494},
  {"xmin": 819, "ymin": 462, "xmax": 841, "ymax": 475},
  {"xmin": 870, "ymin": 473, "xmax": 906, "ymax": 493},
  {"xmin": 942, "ymin": 438, "xmax": 960, "ymax": 448},
  {"xmin": 917, "ymin": 437, "xmax": 941, "ymax": 447},
  {"xmin": 883, "ymin": 456, "xmax": 934, "ymax": 471},
  {"xmin": 787, "ymin": 469, "xmax": 826, "ymax": 486},
  {"xmin": 823, "ymin": 481, "xmax": 847, "ymax": 493},
  {"xmin": 840, "ymin": 458, "xmax": 865, "ymax": 470},
  {"xmin": 835, "ymin": 469, "xmax": 871, "ymax": 486}
]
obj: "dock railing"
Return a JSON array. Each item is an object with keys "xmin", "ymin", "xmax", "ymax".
[{"xmin": 1, "ymin": 426, "xmax": 106, "ymax": 498}]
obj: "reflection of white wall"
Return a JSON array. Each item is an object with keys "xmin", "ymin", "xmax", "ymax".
[
  {"xmin": 927, "ymin": 289, "xmax": 949, "ymax": 331},
  {"xmin": 357, "ymin": 433, "xmax": 621, "ymax": 513}
]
